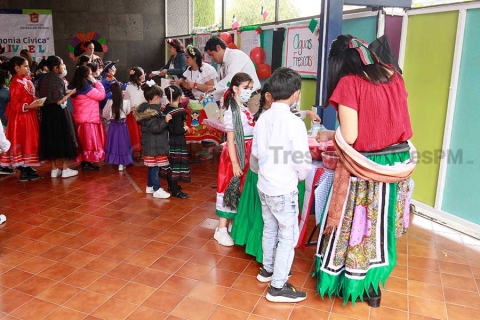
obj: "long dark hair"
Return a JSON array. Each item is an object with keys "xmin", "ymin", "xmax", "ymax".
[
  {"xmin": 110, "ymin": 82, "xmax": 123, "ymax": 122},
  {"xmin": 166, "ymin": 38, "xmax": 185, "ymax": 53},
  {"xmin": 46, "ymin": 55, "xmax": 62, "ymax": 72},
  {"xmin": 129, "ymin": 66, "xmax": 144, "ymax": 88},
  {"xmin": 323, "ymin": 34, "xmax": 394, "ymax": 108},
  {"xmin": 70, "ymin": 65, "xmax": 91, "ymax": 91},
  {"xmin": 0, "ymin": 69, "xmax": 8, "ymax": 87},
  {"xmin": 224, "ymin": 72, "xmax": 252, "ymax": 110},
  {"xmin": 164, "ymin": 85, "xmax": 182, "ymax": 104},
  {"xmin": 6, "ymin": 56, "xmax": 26, "ymax": 76},
  {"xmin": 186, "ymin": 46, "xmax": 203, "ymax": 71},
  {"xmin": 253, "ymin": 82, "xmax": 269, "ymax": 122}
]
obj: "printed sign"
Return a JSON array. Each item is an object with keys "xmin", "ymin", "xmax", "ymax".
[
  {"xmin": 239, "ymin": 30, "xmax": 260, "ymax": 57},
  {"xmin": 196, "ymin": 33, "xmax": 212, "ymax": 63},
  {"xmin": 283, "ymin": 24, "xmax": 319, "ymax": 78},
  {"xmin": 0, "ymin": 9, "xmax": 55, "ymax": 61}
]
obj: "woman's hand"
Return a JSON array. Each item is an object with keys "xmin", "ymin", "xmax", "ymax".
[
  {"xmin": 29, "ymin": 100, "xmax": 44, "ymax": 109},
  {"xmin": 232, "ymin": 161, "xmax": 243, "ymax": 177},
  {"xmin": 165, "ymin": 114, "xmax": 172, "ymax": 122},
  {"xmin": 159, "ymin": 70, "xmax": 168, "ymax": 77}
]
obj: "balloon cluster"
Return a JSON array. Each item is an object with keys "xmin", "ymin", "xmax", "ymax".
[
  {"xmin": 220, "ymin": 32, "xmax": 237, "ymax": 49},
  {"xmin": 250, "ymin": 47, "xmax": 271, "ymax": 79}
]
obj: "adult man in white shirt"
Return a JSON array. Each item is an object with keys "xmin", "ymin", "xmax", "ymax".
[{"xmin": 204, "ymin": 37, "xmax": 261, "ymax": 102}]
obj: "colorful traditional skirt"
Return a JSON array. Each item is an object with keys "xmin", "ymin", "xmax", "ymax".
[
  {"xmin": 160, "ymin": 134, "xmax": 191, "ymax": 183},
  {"xmin": 215, "ymin": 138, "xmax": 253, "ymax": 219},
  {"xmin": 143, "ymin": 154, "xmax": 169, "ymax": 167},
  {"xmin": 105, "ymin": 119, "xmax": 133, "ymax": 166},
  {"xmin": 75, "ymin": 122, "xmax": 106, "ymax": 163},
  {"xmin": 313, "ymin": 151, "xmax": 413, "ymax": 305},
  {"xmin": 230, "ymin": 168, "xmax": 306, "ymax": 262},
  {"xmin": 126, "ymin": 113, "xmax": 142, "ymax": 156}
]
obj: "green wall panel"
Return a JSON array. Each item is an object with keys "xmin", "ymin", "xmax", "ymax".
[
  {"xmin": 403, "ymin": 12, "xmax": 458, "ymax": 206},
  {"xmin": 442, "ymin": 9, "xmax": 480, "ymax": 224},
  {"xmin": 342, "ymin": 16, "xmax": 378, "ymax": 43}
]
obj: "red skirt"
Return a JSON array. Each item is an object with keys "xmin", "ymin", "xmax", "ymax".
[
  {"xmin": 216, "ymin": 138, "xmax": 252, "ymax": 218},
  {"xmin": 126, "ymin": 113, "xmax": 142, "ymax": 154},
  {"xmin": 75, "ymin": 123, "xmax": 106, "ymax": 162},
  {"xmin": 0, "ymin": 110, "xmax": 40, "ymax": 167}
]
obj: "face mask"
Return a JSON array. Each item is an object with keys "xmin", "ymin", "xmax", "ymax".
[
  {"xmin": 239, "ymin": 88, "xmax": 252, "ymax": 103},
  {"xmin": 290, "ymin": 101, "xmax": 299, "ymax": 110},
  {"xmin": 61, "ymin": 69, "xmax": 67, "ymax": 78}
]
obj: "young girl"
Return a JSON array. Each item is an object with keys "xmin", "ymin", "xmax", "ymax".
[
  {"xmin": 124, "ymin": 67, "xmax": 146, "ymax": 158},
  {"xmin": 0, "ymin": 56, "xmax": 43, "ymax": 181},
  {"xmin": 0, "ymin": 69, "xmax": 14, "ymax": 175},
  {"xmin": 134, "ymin": 80, "xmax": 172, "ymax": 199},
  {"xmin": 162, "ymin": 85, "xmax": 190, "ymax": 199},
  {"xmin": 214, "ymin": 72, "xmax": 254, "ymax": 247},
  {"xmin": 102, "ymin": 82, "xmax": 133, "ymax": 171}
]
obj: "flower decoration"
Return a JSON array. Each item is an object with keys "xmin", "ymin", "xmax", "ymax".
[
  {"xmin": 129, "ymin": 70, "xmax": 135, "ymax": 75},
  {"xmin": 255, "ymin": 28, "xmax": 262, "ymax": 35},
  {"xmin": 68, "ymin": 31, "xmax": 108, "ymax": 61}
]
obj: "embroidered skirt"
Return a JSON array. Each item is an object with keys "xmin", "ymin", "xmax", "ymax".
[
  {"xmin": 143, "ymin": 154, "xmax": 169, "ymax": 167},
  {"xmin": 105, "ymin": 119, "xmax": 133, "ymax": 166}
]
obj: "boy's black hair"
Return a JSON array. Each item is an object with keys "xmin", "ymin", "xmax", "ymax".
[
  {"xmin": 141, "ymin": 83, "xmax": 163, "ymax": 102},
  {"xmin": 204, "ymin": 37, "xmax": 227, "ymax": 52},
  {"xmin": 267, "ymin": 67, "xmax": 301, "ymax": 101}
]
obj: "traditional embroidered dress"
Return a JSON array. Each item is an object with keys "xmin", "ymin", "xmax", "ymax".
[
  {"xmin": 215, "ymin": 103, "xmax": 254, "ymax": 219},
  {"xmin": 0, "ymin": 75, "xmax": 40, "ymax": 167},
  {"xmin": 102, "ymin": 99, "xmax": 133, "ymax": 166}
]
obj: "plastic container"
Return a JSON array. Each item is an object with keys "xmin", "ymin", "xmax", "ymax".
[
  {"xmin": 310, "ymin": 122, "xmax": 326, "ymax": 137},
  {"xmin": 322, "ymin": 151, "xmax": 339, "ymax": 170}
]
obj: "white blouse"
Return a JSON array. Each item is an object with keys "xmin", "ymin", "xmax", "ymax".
[
  {"xmin": 124, "ymin": 83, "xmax": 147, "ymax": 108},
  {"xmin": 102, "ymin": 99, "xmax": 131, "ymax": 120},
  {"xmin": 182, "ymin": 63, "xmax": 217, "ymax": 100},
  {"xmin": 223, "ymin": 104, "xmax": 254, "ymax": 137}
]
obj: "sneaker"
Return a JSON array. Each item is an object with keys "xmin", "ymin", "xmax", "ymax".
[
  {"xmin": 257, "ymin": 267, "xmax": 292, "ymax": 283},
  {"xmin": 118, "ymin": 165, "xmax": 124, "ymax": 171},
  {"xmin": 227, "ymin": 222, "xmax": 232, "ymax": 233},
  {"xmin": 51, "ymin": 168, "xmax": 62, "ymax": 178},
  {"xmin": 213, "ymin": 227, "xmax": 234, "ymax": 246},
  {"xmin": 146, "ymin": 186, "xmax": 154, "ymax": 194},
  {"xmin": 172, "ymin": 191, "xmax": 189, "ymax": 199},
  {"xmin": 0, "ymin": 167, "xmax": 15, "ymax": 175},
  {"xmin": 61, "ymin": 168, "xmax": 78, "ymax": 178},
  {"xmin": 153, "ymin": 188, "xmax": 170, "ymax": 199},
  {"xmin": 266, "ymin": 282, "xmax": 307, "ymax": 303},
  {"xmin": 19, "ymin": 171, "xmax": 40, "ymax": 182}
]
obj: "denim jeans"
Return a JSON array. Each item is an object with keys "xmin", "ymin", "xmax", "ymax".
[
  {"xmin": 258, "ymin": 189, "xmax": 299, "ymax": 289},
  {"xmin": 147, "ymin": 166, "xmax": 161, "ymax": 191}
]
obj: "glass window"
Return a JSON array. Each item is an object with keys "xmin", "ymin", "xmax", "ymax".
[
  {"xmin": 224, "ymin": 0, "xmax": 276, "ymax": 28},
  {"xmin": 278, "ymin": 0, "xmax": 320, "ymax": 21},
  {"xmin": 194, "ymin": 0, "xmax": 223, "ymax": 28},
  {"xmin": 412, "ymin": 0, "xmax": 473, "ymax": 7}
]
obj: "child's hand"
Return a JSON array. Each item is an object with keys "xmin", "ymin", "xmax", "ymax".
[
  {"xmin": 184, "ymin": 125, "xmax": 189, "ymax": 133},
  {"xmin": 165, "ymin": 114, "xmax": 172, "ymax": 122},
  {"xmin": 232, "ymin": 162, "xmax": 243, "ymax": 177}
]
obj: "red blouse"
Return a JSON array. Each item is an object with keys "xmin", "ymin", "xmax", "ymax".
[{"xmin": 329, "ymin": 72, "xmax": 413, "ymax": 152}]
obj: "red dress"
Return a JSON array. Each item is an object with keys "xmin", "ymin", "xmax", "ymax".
[{"xmin": 0, "ymin": 75, "xmax": 40, "ymax": 167}]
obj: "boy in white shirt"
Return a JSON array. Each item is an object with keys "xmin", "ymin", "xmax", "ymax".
[{"xmin": 252, "ymin": 67, "xmax": 312, "ymax": 303}]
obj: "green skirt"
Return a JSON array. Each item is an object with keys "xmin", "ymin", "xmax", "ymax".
[
  {"xmin": 313, "ymin": 151, "xmax": 413, "ymax": 305},
  {"xmin": 231, "ymin": 169, "xmax": 306, "ymax": 263}
]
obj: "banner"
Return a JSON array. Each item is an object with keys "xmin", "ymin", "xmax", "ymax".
[
  {"xmin": 0, "ymin": 9, "xmax": 55, "ymax": 62},
  {"xmin": 283, "ymin": 24, "xmax": 319, "ymax": 78}
]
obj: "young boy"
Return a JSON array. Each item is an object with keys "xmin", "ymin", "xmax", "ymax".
[{"xmin": 252, "ymin": 67, "xmax": 311, "ymax": 303}]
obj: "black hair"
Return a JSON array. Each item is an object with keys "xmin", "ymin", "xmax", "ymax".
[
  {"xmin": 185, "ymin": 46, "xmax": 203, "ymax": 71},
  {"xmin": 253, "ymin": 81, "xmax": 270, "ymax": 122},
  {"xmin": 6, "ymin": 56, "xmax": 27, "ymax": 76},
  {"xmin": 0, "ymin": 69, "xmax": 8, "ymax": 87},
  {"xmin": 20, "ymin": 49, "xmax": 33, "ymax": 67},
  {"xmin": 224, "ymin": 72, "xmax": 253, "ymax": 110},
  {"xmin": 87, "ymin": 62, "xmax": 98, "ymax": 73},
  {"xmin": 129, "ymin": 66, "xmax": 144, "ymax": 88},
  {"xmin": 84, "ymin": 41, "xmax": 94, "ymax": 49},
  {"xmin": 164, "ymin": 85, "xmax": 182, "ymax": 103},
  {"xmin": 323, "ymin": 34, "xmax": 394, "ymax": 108},
  {"xmin": 166, "ymin": 38, "xmax": 185, "ymax": 53},
  {"xmin": 110, "ymin": 82, "xmax": 123, "ymax": 122},
  {"xmin": 77, "ymin": 55, "xmax": 90, "ymax": 66},
  {"xmin": 70, "ymin": 65, "xmax": 91, "ymax": 92},
  {"xmin": 141, "ymin": 83, "xmax": 163, "ymax": 102},
  {"xmin": 267, "ymin": 67, "xmax": 301, "ymax": 101},
  {"xmin": 37, "ymin": 58, "xmax": 48, "ymax": 72},
  {"xmin": 204, "ymin": 37, "xmax": 227, "ymax": 52},
  {"xmin": 46, "ymin": 55, "xmax": 62, "ymax": 72}
]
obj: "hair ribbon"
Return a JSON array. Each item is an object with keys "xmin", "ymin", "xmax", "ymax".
[
  {"xmin": 348, "ymin": 38, "xmax": 377, "ymax": 65},
  {"xmin": 146, "ymin": 79, "xmax": 156, "ymax": 87}
]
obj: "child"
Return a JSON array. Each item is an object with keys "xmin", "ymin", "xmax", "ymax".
[
  {"xmin": 214, "ymin": 72, "xmax": 255, "ymax": 247},
  {"xmin": 0, "ymin": 56, "xmax": 44, "ymax": 181},
  {"xmin": 162, "ymin": 85, "xmax": 190, "ymax": 198},
  {"xmin": 102, "ymin": 82, "xmax": 133, "ymax": 171},
  {"xmin": 134, "ymin": 80, "xmax": 172, "ymax": 199},
  {"xmin": 124, "ymin": 67, "xmax": 146, "ymax": 158},
  {"xmin": 252, "ymin": 67, "xmax": 311, "ymax": 303},
  {"xmin": 0, "ymin": 69, "xmax": 14, "ymax": 175}
]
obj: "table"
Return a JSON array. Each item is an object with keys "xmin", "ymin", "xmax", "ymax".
[{"xmin": 185, "ymin": 109, "xmax": 224, "ymax": 145}]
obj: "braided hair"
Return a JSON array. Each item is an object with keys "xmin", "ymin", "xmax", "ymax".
[{"xmin": 253, "ymin": 81, "xmax": 270, "ymax": 122}]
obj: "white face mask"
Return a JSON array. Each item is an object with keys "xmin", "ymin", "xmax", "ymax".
[
  {"xmin": 239, "ymin": 88, "xmax": 252, "ymax": 103},
  {"xmin": 290, "ymin": 101, "xmax": 299, "ymax": 110},
  {"xmin": 61, "ymin": 69, "xmax": 67, "ymax": 78}
]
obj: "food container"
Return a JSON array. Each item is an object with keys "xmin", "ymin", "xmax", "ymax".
[
  {"xmin": 322, "ymin": 151, "xmax": 339, "ymax": 170},
  {"xmin": 308, "ymin": 137, "xmax": 322, "ymax": 160}
]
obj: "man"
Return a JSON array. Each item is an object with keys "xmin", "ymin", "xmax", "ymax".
[{"xmin": 205, "ymin": 37, "xmax": 261, "ymax": 103}]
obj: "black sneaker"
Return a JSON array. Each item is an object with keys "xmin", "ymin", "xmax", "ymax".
[
  {"xmin": 0, "ymin": 167, "xmax": 15, "ymax": 175},
  {"xmin": 19, "ymin": 171, "xmax": 40, "ymax": 182},
  {"xmin": 257, "ymin": 267, "xmax": 292, "ymax": 283},
  {"xmin": 266, "ymin": 282, "xmax": 307, "ymax": 303},
  {"xmin": 172, "ymin": 191, "xmax": 189, "ymax": 199}
]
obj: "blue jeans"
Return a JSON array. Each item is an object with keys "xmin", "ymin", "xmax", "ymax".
[
  {"xmin": 258, "ymin": 189, "xmax": 299, "ymax": 289},
  {"xmin": 147, "ymin": 166, "xmax": 161, "ymax": 191}
]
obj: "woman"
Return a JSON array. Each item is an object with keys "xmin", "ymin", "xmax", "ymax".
[
  {"xmin": 38, "ymin": 55, "xmax": 78, "ymax": 178},
  {"xmin": 0, "ymin": 56, "xmax": 43, "ymax": 181},
  {"xmin": 176, "ymin": 45, "xmax": 217, "ymax": 100},
  {"xmin": 69, "ymin": 65, "xmax": 106, "ymax": 171},
  {"xmin": 313, "ymin": 35, "xmax": 415, "ymax": 307},
  {"xmin": 149, "ymin": 38, "xmax": 186, "ymax": 81}
]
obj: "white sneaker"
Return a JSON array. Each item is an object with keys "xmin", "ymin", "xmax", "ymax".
[
  {"xmin": 214, "ymin": 228, "xmax": 234, "ymax": 246},
  {"xmin": 228, "ymin": 222, "xmax": 232, "ymax": 233},
  {"xmin": 51, "ymin": 168, "xmax": 62, "ymax": 178},
  {"xmin": 61, "ymin": 168, "xmax": 78, "ymax": 178},
  {"xmin": 146, "ymin": 186, "xmax": 154, "ymax": 194},
  {"xmin": 153, "ymin": 188, "xmax": 170, "ymax": 199},
  {"xmin": 118, "ymin": 165, "xmax": 124, "ymax": 171}
]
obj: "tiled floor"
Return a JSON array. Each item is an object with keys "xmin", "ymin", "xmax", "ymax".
[{"xmin": 1, "ymin": 160, "xmax": 480, "ymax": 320}]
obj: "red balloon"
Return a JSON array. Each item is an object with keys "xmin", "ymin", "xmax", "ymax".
[
  {"xmin": 220, "ymin": 32, "xmax": 232, "ymax": 44},
  {"xmin": 249, "ymin": 47, "xmax": 266, "ymax": 65},
  {"xmin": 227, "ymin": 43, "xmax": 237, "ymax": 49},
  {"xmin": 256, "ymin": 63, "xmax": 271, "ymax": 80}
]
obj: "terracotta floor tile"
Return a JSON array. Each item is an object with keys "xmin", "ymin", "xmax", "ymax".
[
  {"xmin": 160, "ymin": 275, "xmax": 199, "ymax": 295},
  {"xmin": 126, "ymin": 306, "xmax": 168, "ymax": 320},
  {"xmin": 408, "ymin": 280, "xmax": 444, "ymax": 301},
  {"xmin": 0, "ymin": 289, "xmax": 33, "ymax": 313},
  {"xmin": 408, "ymin": 256, "xmax": 439, "ymax": 271},
  {"xmin": 446, "ymin": 303, "xmax": 480, "ymax": 320},
  {"xmin": 443, "ymin": 287, "xmax": 480, "ymax": 308},
  {"xmin": 92, "ymin": 297, "xmax": 138, "ymax": 320},
  {"xmin": 408, "ymin": 245, "xmax": 439, "ymax": 259},
  {"xmin": 441, "ymin": 273, "xmax": 478, "ymax": 291},
  {"xmin": 37, "ymin": 282, "xmax": 82, "ymax": 304},
  {"xmin": 203, "ymin": 268, "xmax": 241, "ymax": 287},
  {"xmin": 172, "ymin": 296, "xmax": 216, "ymax": 320},
  {"xmin": 80, "ymin": 240, "xmax": 114, "ymax": 255},
  {"xmin": 43, "ymin": 307, "xmax": 87, "ymax": 320},
  {"xmin": 188, "ymin": 281, "xmax": 229, "ymax": 304},
  {"xmin": 189, "ymin": 226, "xmax": 217, "ymax": 240},
  {"xmin": 189, "ymin": 251, "xmax": 223, "ymax": 267},
  {"xmin": 201, "ymin": 240, "xmax": 234, "ymax": 256},
  {"xmin": 220, "ymin": 288, "xmax": 262, "ymax": 313},
  {"xmin": 409, "ymin": 314, "xmax": 441, "ymax": 320},
  {"xmin": 142, "ymin": 289, "xmax": 184, "ymax": 313},
  {"xmin": 289, "ymin": 305, "xmax": 330, "ymax": 320},
  {"xmin": 113, "ymin": 282, "xmax": 156, "ymax": 304},
  {"xmin": 61, "ymin": 251, "xmax": 97, "ymax": 268},
  {"xmin": 140, "ymin": 240, "xmax": 173, "ymax": 256},
  {"xmin": 133, "ymin": 268, "xmax": 171, "ymax": 288},
  {"xmin": 176, "ymin": 261, "xmax": 213, "ymax": 280},
  {"xmin": 87, "ymin": 275, "xmax": 128, "ymax": 296},
  {"xmin": 381, "ymin": 290, "xmax": 409, "ymax": 311},
  {"xmin": 330, "ymin": 297, "xmax": 370, "ymax": 320},
  {"xmin": 58, "ymin": 235, "xmax": 91, "ymax": 249},
  {"xmin": 1, "ymin": 268, "xmax": 34, "ymax": 288},
  {"xmin": 17, "ymin": 241, "xmax": 54, "ymax": 255},
  {"xmin": 409, "ymin": 296, "xmax": 447, "ymax": 319},
  {"xmin": 107, "ymin": 262, "xmax": 145, "ymax": 281},
  {"xmin": 38, "ymin": 262, "xmax": 78, "ymax": 281},
  {"xmin": 64, "ymin": 289, "xmax": 109, "ymax": 313},
  {"xmin": 0, "ymin": 251, "xmax": 34, "ymax": 267},
  {"xmin": 408, "ymin": 267, "xmax": 442, "ymax": 285},
  {"xmin": 2, "ymin": 235, "xmax": 33, "ymax": 249},
  {"xmin": 177, "ymin": 235, "xmax": 209, "ymax": 250},
  {"xmin": 40, "ymin": 245, "xmax": 75, "ymax": 261},
  {"xmin": 62, "ymin": 269, "xmax": 103, "ymax": 288},
  {"xmin": 150, "ymin": 256, "xmax": 186, "ymax": 273},
  {"xmin": 300, "ymin": 289, "xmax": 334, "ymax": 312},
  {"xmin": 252, "ymin": 298, "xmax": 295, "ymax": 319},
  {"xmin": 117, "ymin": 235, "xmax": 150, "ymax": 250},
  {"xmin": 216, "ymin": 256, "xmax": 250, "ymax": 273},
  {"xmin": 208, "ymin": 305, "xmax": 250, "ymax": 320},
  {"xmin": 13, "ymin": 275, "xmax": 56, "ymax": 296},
  {"xmin": 439, "ymin": 261, "xmax": 473, "ymax": 277},
  {"xmin": 83, "ymin": 256, "xmax": 120, "ymax": 273},
  {"xmin": 10, "ymin": 297, "xmax": 57, "ymax": 320},
  {"xmin": 101, "ymin": 245, "xmax": 137, "ymax": 261},
  {"xmin": 164, "ymin": 245, "xmax": 198, "ymax": 261},
  {"xmin": 384, "ymin": 276, "xmax": 408, "ymax": 294},
  {"xmin": 232, "ymin": 274, "xmax": 269, "ymax": 296},
  {"xmin": 124, "ymin": 251, "xmax": 158, "ymax": 267},
  {"xmin": 370, "ymin": 306, "xmax": 408, "ymax": 320}
]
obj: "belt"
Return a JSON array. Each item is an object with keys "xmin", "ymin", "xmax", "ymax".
[{"xmin": 360, "ymin": 141, "xmax": 410, "ymax": 156}]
